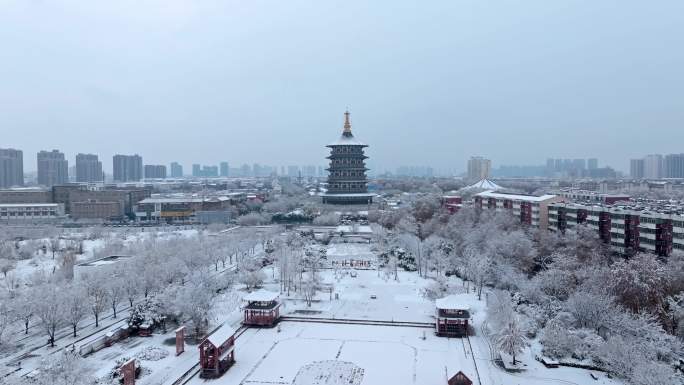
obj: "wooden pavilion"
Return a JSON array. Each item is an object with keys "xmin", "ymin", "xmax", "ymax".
[
  {"xmin": 243, "ymin": 290, "xmax": 281, "ymax": 327},
  {"xmin": 198, "ymin": 324, "xmax": 236, "ymax": 378},
  {"xmin": 435, "ymin": 294, "xmax": 471, "ymax": 337}
]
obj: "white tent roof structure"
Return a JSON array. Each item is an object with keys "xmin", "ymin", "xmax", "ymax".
[{"xmin": 462, "ymin": 178, "xmax": 502, "ymax": 191}]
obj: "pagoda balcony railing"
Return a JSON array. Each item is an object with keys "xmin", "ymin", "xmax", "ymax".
[
  {"xmin": 326, "ymin": 165, "xmax": 369, "ymax": 170},
  {"xmin": 327, "ymin": 188, "xmax": 369, "ymax": 193},
  {"xmin": 327, "ymin": 176, "xmax": 368, "ymax": 181},
  {"xmin": 326, "ymin": 155, "xmax": 368, "ymax": 160}
]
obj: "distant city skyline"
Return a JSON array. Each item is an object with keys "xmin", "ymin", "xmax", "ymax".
[{"xmin": 7, "ymin": 146, "xmax": 684, "ymax": 179}]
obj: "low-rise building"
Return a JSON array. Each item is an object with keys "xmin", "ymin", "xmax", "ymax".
[
  {"xmin": 441, "ymin": 195, "xmax": 462, "ymax": 214},
  {"xmin": 0, "ymin": 188, "xmax": 51, "ymax": 204},
  {"xmin": 135, "ymin": 193, "xmax": 241, "ymax": 223},
  {"xmin": 474, "ymin": 191, "xmax": 562, "ymax": 229},
  {"xmin": 71, "ymin": 200, "xmax": 123, "ymax": 220},
  {"xmin": 136, "ymin": 197, "xmax": 203, "ymax": 222},
  {"xmin": 0, "ymin": 203, "xmax": 64, "ymax": 222},
  {"xmin": 549, "ymin": 200, "xmax": 684, "ymax": 257},
  {"xmin": 555, "ymin": 189, "xmax": 630, "ymax": 205}
]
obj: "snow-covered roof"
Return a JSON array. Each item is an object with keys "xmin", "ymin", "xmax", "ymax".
[
  {"xmin": 476, "ymin": 190, "xmax": 557, "ymax": 202},
  {"xmin": 435, "ymin": 294, "xmax": 471, "ymax": 311},
  {"xmin": 140, "ymin": 197, "xmax": 204, "ymax": 204},
  {"xmin": 243, "ymin": 289, "xmax": 279, "ymax": 302},
  {"xmin": 0, "ymin": 203, "xmax": 60, "ymax": 208},
  {"xmin": 462, "ymin": 179, "xmax": 502, "ymax": 191},
  {"xmin": 206, "ymin": 323, "xmax": 237, "ymax": 346},
  {"xmin": 327, "ymin": 134, "xmax": 367, "ymax": 147},
  {"xmin": 320, "ymin": 193, "xmax": 376, "ymax": 197}
]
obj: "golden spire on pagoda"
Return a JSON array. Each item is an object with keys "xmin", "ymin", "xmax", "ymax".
[{"xmin": 343, "ymin": 110, "xmax": 352, "ymax": 134}]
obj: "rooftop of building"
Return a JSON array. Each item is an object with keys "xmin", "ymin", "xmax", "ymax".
[
  {"xmin": 476, "ymin": 190, "xmax": 558, "ymax": 202},
  {"xmin": 0, "ymin": 203, "xmax": 60, "ymax": 208},
  {"xmin": 550, "ymin": 199, "xmax": 684, "ymax": 217},
  {"xmin": 460, "ymin": 179, "xmax": 502, "ymax": 191},
  {"xmin": 555, "ymin": 188, "xmax": 630, "ymax": 198},
  {"xmin": 327, "ymin": 111, "xmax": 368, "ymax": 147}
]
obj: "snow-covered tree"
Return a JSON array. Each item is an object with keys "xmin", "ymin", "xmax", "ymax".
[
  {"xmin": 302, "ymin": 271, "xmax": 319, "ymax": 307},
  {"xmin": 495, "ymin": 316, "xmax": 528, "ymax": 365},
  {"xmin": 13, "ymin": 288, "xmax": 36, "ymax": 334},
  {"xmin": 539, "ymin": 316, "xmax": 572, "ymax": 358},
  {"xmin": 629, "ymin": 360, "xmax": 682, "ymax": 385},
  {"xmin": 0, "ymin": 295, "xmax": 13, "ymax": 345},
  {"xmin": 122, "ymin": 264, "xmax": 141, "ymax": 307},
  {"xmin": 238, "ymin": 258, "xmax": 266, "ymax": 290},
  {"xmin": 35, "ymin": 285, "xmax": 64, "ymax": 347},
  {"xmin": 63, "ymin": 284, "xmax": 88, "ymax": 338},
  {"xmin": 48, "ymin": 237, "xmax": 61, "ymax": 260},
  {"xmin": 167, "ymin": 272, "xmax": 218, "ymax": 338},
  {"xmin": 312, "ymin": 212, "xmax": 340, "ymax": 226},
  {"xmin": 106, "ymin": 277, "xmax": 124, "ymax": 319},
  {"xmin": 34, "ymin": 350, "xmax": 93, "ymax": 385},
  {"xmin": 128, "ymin": 297, "xmax": 164, "ymax": 329},
  {"xmin": 488, "ymin": 290, "xmax": 515, "ymax": 331},
  {"xmin": 397, "ymin": 223, "xmax": 425, "ymax": 276},
  {"xmin": 464, "ymin": 247, "xmax": 491, "ymax": 300},
  {"xmin": 83, "ymin": 273, "xmax": 109, "ymax": 327},
  {"xmin": 609, "ymin": 253, "xmax": 669, "ymax": 313},
  {"xmin": 565, "ymin": 290, "xmax": 615, "ymax": 332},
  {"xmin": 0, "ymin": 258, "xmax": 16, "ymax": 278},
  {"xmin": 421, "ymin": 275, "xmax": 448, "ymax": 300},
  {"xmin": 3, "ymin": 269, "xmax": 20, "ymax": 296}
]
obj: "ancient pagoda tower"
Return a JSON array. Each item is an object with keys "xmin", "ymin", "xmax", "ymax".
[{"xmin": 322, "ymin": 111, "xmax": 374, "ymax": 205}]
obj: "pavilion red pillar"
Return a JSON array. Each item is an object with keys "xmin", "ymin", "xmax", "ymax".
[
  {"xmin": 175, "ymin": 326, "xmax": 185, "ymax": 356},
  {"xmin": 122, "ymin": 359, "xmax": 136, "ymax": 385}
]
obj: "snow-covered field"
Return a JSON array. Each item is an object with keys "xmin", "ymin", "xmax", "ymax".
[
  {"xmin": 283, "ymin": 268, "xmax": 436, "ymax": 322},
  {"xmin": 186, "ymin": 322, "xmax": 476, "ymax": 385},
  {"xmin": 325, "ymin": 243, "xmax": 376, "ymax": 265}
]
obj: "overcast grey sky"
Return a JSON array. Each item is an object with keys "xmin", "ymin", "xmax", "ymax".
[{"xmin": 1, "ymin": 0, "xmax": 683, "ymax": 174}]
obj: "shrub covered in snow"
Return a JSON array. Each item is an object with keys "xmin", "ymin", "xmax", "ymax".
[
  {"xmin": 421, "ymin": 276, "xmax": 448, "ymax": 300},
  {"xmin": 378, "ymin": 246, "xmax": 416, "ymax": 272},
  {"xmin": 135, "ymin": 346, "xmax": 169, "ymax": 361},
  {"xmin": 128, "ymin": 298, "xmax": 164, "ymax": 329}
]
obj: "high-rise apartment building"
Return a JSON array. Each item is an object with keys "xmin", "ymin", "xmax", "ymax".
[
  {"xmin": 170, "ymin": 162, "xmax": 183, "ymax": 178},
  {"xmin": 220, "ymin": 162, "xmax": 229, "ymax": 177},
  {"xmin": 37, "ymin": 150, "xmax": 68, "ymax": 187},
  {"xmin": 287, "ymin": 165, "xmax": 299, "ymax": 177},
  {"xmin": 0, "ymin": 148, "xmax": 24, "ymax": 188},
  {"xmin": 467, "ymin": 156, "xmax": 491, "ymax": 180},
  {"xmin": 75, "ymin": 153, "xmax": 103, "ymax": 182},
  {"xmin": 630, "ymin": 158, "xmax": 645, "ymax": 179},
  {"xmin": 144, "ymin": 165, "xmax": 166, "ymax": 179},
  {"xmin": 192, "ymin": 164, "xmax": 201, "ymax": 177},
  {"xmin": 113, "ymin": 154, "xmax": 143, "ymax": 182},
  {"xmin": 587, "ymin": 158, "xmax": 598, "ymax": 170},
  {"xmin": 665, "ymin": 153, "xmax": 684, "ymax": 178},
  {"xmin": 644, "ymin": 154, "xmax": 663, "ymax": 179}
]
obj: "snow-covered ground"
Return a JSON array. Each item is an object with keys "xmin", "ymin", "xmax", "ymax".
[
  {"xmin": 1, "ymin": 229, "xmax": 629, "ymax": 385},
  {"xmin": 282, "ymin": 268, "xmax": 435, "ymax": 322},
  {"xmin": 325, "ymin": 243, "xmax": 376, "ymax": 266},
  {"xmin": 186, "ymin": 322, "xmax": 475, "ymax": 385},
  {"xmin": 183, "ymin": 320, "xmax": 623, "ymax": 385}
]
